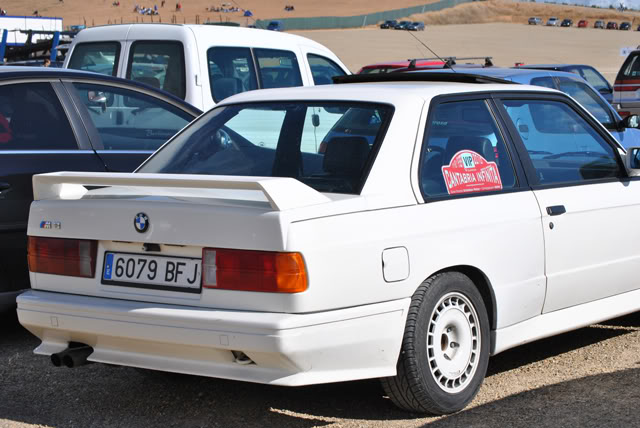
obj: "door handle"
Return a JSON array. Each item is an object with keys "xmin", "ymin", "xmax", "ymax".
[{"xmin": 546, "ymin": 205, "xmax": 566, "ymax": 216}]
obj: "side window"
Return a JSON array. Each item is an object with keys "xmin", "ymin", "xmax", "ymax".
[
  {"xmin": 576, "ymin": 67, "xmax": 610, "ymax": 92},
  {"xmin": 307, "ymin": 54, "xmax": 346, "ymax": 85},
  {"xmin": 254, "ymin": 48, "xmax": 303, "ymax": 89},
  {"xmin": 622, "ymin": 54, "xmax": 640, "ymax": 78},
  {"xmin": 0, "ymin": 82, "xmax": 76, "ymax": 150},
  {"xmin": 126, "ymin": 41, "xmax": 186, "ymax": 100},
  {"xmin": 67, "ymin": 42, "xmax": 121, "ymax": 76},
  {"xmin": 71, "ymin": 82, "xmax": 194, "ymax": 151},
  {"xmin": 420, "ymin": 99, "xmax": 516, "ymax": 198},
  {"xmin": 556, "ymin": 77, "xmax": 614, "ymax": 126},
  {"xmin": 530, "ymin": 76, "xmax": 556, "ymax": 89},
  {"xmin": 208, "ymin": 47, "xmax": 258, "ymax": 103},
  {"xmin": 501, "ymin": 99, "xmax": 621, "ymax": 185}
]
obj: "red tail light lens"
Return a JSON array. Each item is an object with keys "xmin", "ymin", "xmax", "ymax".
[
  {"xmin": 28, "ymin": 237, "xmax": 97, "ymax": 278},
  {"xmin": 202, "ymin": 248, "xmax": 307, "ymax": 293}
]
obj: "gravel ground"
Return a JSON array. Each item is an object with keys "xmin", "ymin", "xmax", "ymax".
[{"xmin": 2, "ymin": 308, "xmax": 640, "ymax": 428}]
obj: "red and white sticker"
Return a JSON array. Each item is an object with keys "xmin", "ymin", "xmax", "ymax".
[{"xmin": 441, "ymin": 150, "xmax": 502, "ymax": 195}]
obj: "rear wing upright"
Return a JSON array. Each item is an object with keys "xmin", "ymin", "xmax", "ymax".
[{"xmin": 32, "ymin": 172, "xmax": 331, "ymax": 211}]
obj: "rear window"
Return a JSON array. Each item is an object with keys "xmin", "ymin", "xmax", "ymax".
[
  {"xmin": 67, "ymin": 42, "xmax": 121, "ymax": 76},
  {"xmin": 138, "ymin": 102, "xmax": 394, "ymax": 194}
]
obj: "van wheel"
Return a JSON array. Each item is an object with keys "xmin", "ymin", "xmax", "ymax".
[{"xmin": 381, "ymin": 272, "xmax": 490, "ymax": 414}]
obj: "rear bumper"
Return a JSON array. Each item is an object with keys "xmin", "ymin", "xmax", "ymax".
[{"xmin": 17, "ymin": 290, "xmax": 409, "ymax": 386}]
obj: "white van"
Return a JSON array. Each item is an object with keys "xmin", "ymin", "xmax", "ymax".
[{"xmin": 63, "ymin": 24, "xmax": 350, "ymax": 111}]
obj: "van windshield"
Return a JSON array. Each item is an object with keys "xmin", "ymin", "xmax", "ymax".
[{"xmin": 138, "ymin": 101, "xmax": 394, "ymax": 194}]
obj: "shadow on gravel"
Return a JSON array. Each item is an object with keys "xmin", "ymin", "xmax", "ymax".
[
  {"xmin": 2, "ymin": 311, "xmax": 640, "ymax": 427},
  {"xmin": 422, "ymin": 368, "xmax": 640, "ymax": 428}
]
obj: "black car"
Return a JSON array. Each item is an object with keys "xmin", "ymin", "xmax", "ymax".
[
  {"xmin": 560, "ymin": 18, "xmax": 573, "ymax": 27},
  {"xmin": 620, "ymin": 21, "xmax": 631, "ymax": 30},
  {"xmin": 380, "ymin": 20, "xmax": 397, "ymax": 29},
  {"xmin": 394, "ymin": 21, "xmax": 411, "ymax": 30},
  {"xmin": 0, "ymin": 67, "xmax": 201, "ymax": 311}
]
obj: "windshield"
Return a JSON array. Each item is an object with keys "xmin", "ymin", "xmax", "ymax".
[{"xmin": 138, "ymin": 101, "xmax": 393, "ymax": 194}]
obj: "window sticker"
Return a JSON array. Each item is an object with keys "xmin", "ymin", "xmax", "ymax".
[{"xmin": 441, "ymin": 150, "xmax": 502, "ymax": 195}]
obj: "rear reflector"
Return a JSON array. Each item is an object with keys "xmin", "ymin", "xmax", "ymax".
[
  {"xmin": 202, "ymin": 248, "xmax": 307, "ymax": 293},
  {"xmin": 28, "ymin": 237, "xmax": 97, "ymax": 278}
]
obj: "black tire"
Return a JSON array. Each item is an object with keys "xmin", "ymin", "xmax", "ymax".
[{"xmin": 381, "ymin": 272, "xmax": 490, "ymax": 414}]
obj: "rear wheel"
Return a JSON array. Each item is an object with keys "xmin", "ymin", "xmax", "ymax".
[{"xmin": 381, "ymin": 272, "xmax": 490, "ymax": 414}]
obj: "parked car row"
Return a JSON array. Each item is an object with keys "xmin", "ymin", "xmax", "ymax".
[
  {"xmin": 380, "ymin": 19, "xmax": 425, "ymax": 30},
  {"xmin": 529, "ymin": 17, "xmax": 634, "ymax": 30}
]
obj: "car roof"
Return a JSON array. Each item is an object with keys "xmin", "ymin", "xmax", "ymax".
[
  {"xmin": 406, "ymin": 67, "xmax": 585, "ymax": 83},
  {"xmin": 73, "ymin": 23, "xmax": 333, "ymax": 53},
  {"xmin": 0, "ymin": 66, "xmax": 201, "ymax": 114},
  {"xmin": 360, "ymin": 59, "xmax": 444, "ymax": 69},
  {"xmin": 217, "ymin": 75, "xmax": 557, "ymax": 107}
]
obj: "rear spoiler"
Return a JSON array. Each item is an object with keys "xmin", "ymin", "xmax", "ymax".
[{"xmin": 33, "ymin": 172, "xmax": 331, "ymax": 211}]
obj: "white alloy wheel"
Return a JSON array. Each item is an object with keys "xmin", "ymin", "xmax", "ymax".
[
  {"xmin": 381, "ymin": 272, "xmax": 490, "ymax": 415},
  {"xmin": 427, "ymin": 292, "xmax": 480, "ymax": 394}
]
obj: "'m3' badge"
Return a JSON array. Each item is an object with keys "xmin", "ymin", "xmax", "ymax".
[{"xmin": 134, "ymin": 213, "xmax": 149, "ymax": 233}]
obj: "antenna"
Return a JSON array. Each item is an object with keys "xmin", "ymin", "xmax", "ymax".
[{"xmin": 406, "ymin": 30, "xmax": 456, "ymax": 73}]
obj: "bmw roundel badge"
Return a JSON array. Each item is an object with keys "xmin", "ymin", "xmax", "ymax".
[{"xmin": 134, "ymin": 213, "xmax": 149, "ymax": 233}]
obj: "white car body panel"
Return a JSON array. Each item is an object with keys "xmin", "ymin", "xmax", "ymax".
[
  {"xmin": 63, "ymin": 24, "xmax": 350, "ymax": 111},
  {"xmin": 17, "ymin": 81, "xmax": 640, "ymax": 389}
]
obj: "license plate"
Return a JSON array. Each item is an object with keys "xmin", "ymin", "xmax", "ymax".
[{"xmin": 102, "ymin": 252, "xmax": 202, "ymax": 293}]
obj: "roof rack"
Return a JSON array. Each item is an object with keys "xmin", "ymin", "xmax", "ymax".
[
  {"xmin": 407, "ymin": 56, "xmax": 494, "ymax": 70},
  {"xmin": 333, "ymin": 72, "xmax": 514, "ymax": 85}
]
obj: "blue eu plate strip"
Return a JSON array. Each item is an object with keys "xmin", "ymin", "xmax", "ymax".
[{"xmin": 103, "ymin": 253, "xmax": 114, "ymax": 280}]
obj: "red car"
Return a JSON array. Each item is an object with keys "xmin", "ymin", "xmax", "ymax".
[
  {"xmin": 357, "ymin": 59, "xmax": 445, "ymax": 74},
  {"xmin": 578, "ymin": 20, "xmax": 588, "ymax": 28}
]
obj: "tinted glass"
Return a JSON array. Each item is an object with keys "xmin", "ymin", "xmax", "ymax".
[
  {"xmin": 420, "ymin": 99, "xmax": 516, "ymax": 198},
  {"xmin": 67, "ymin": 42, "xmax": 120, "ymax": 76},
  {"xmin": 254, "ymin": 48, "xmax": 303, "ymax": 89},
  {"xmin": 126, "ymin": 41, "xmax": 186, "ymax": 99},
  {"xmin": 208, "ymin": 47, "xmax": 258, "ymax": 103},
  {"xmin": 574, "ymin": 67, "xmax": 610, "ymax": 92},
  {"xmin": 622, "ymin": 54, "xmax": 640, "ymax": 78},
  {"xmin": 71, "ymin": 82, "xmax": 193, "ymax": 151},
  {"xmin": 556, "ymin": 77, "xmax": 614, "ymax": 126},
  {"xmin": 502, "ymin": 99, "xmax": 621, "ymax": 184},
  {"xmin": 0, "ymin": 82, "xmax": 76, "ymax": 150},
  {"xmin": 138, "ymin": 102, "xmax": 393, "ymax": 194},
  {"xmin": 307, "ymin": 54, "xmax": 346, "ymax": 85},
  {"xmin": 530, "ymin": 76, "xmax": 556, "ymax": 89}
]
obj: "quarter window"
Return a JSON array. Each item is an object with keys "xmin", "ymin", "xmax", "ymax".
[
  {"xmin": 420, "ymin": 99, "xmax": 516, "ymax": 198},
  {"xmin": 71, "ymin": 83, "xmax": 193, "ymax": 151},
  {"xmin": 0, "ymin": 83, "xmax": 76, "ymax": 150},
  {"xmin": 501, "ymin": 99, "xmax": 621, "ymax": 184},
  {"xmin": 67, "ymin": 42, "xmax": 121, "ymax": 76},
  {"xmin": 126, "ymin": 41, "xmax": 186, "ymax": 100}
]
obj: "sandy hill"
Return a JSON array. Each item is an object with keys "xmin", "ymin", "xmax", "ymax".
[{"xmin": 3, "ymin": 0, "xmax": 640, "ymax": 28}]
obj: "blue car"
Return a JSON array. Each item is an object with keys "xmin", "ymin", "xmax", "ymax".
[
  {"xmin": 266, "ymin": 20, "xmax": 284, "ymax": 31},
  {"xmin": 406, "ymin": 67, "xmax": 640, "ymax": 148},
  {"xmin": 515, "ymin": 64, "xmax": 614, "ymax": 104},
  {"xmin": 407, "ymin": 21, "xmax": 425, "ymax": 31}
]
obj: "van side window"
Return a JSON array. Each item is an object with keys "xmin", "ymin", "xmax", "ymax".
[
  {"xmin": 307, "ymin": 54, "xmax": 346, "ymax": 85},
  {"xmin": 208, "ymin": 47, "xmax": 259, "ymax": 103},
  {"xmin": 126, "ymin": 41, "xmax": 186, "ymax": 100},
  {"xmin": 67, "ymin": 42, "xmax": 121, "ymax": 76},
  {"xmin": 254, "ymin": 48, "xmax": 303, "ymax": 89}
]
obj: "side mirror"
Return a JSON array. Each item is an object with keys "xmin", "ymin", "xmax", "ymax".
[{"xmin": 622, "ymin": 114, "xmax": 640, "ymax": 129}]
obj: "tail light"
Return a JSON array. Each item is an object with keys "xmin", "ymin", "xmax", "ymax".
[
  {"xmin": 618, "ymin": 111, "xmax": 631, "ymax": 117},
  {"xmin": 202, "ymin": 248, "xmax": 307, "ymax": 293},
  {"xmin": 28, "ymin": 237, "xmax": 97, "ymax": 278}
]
